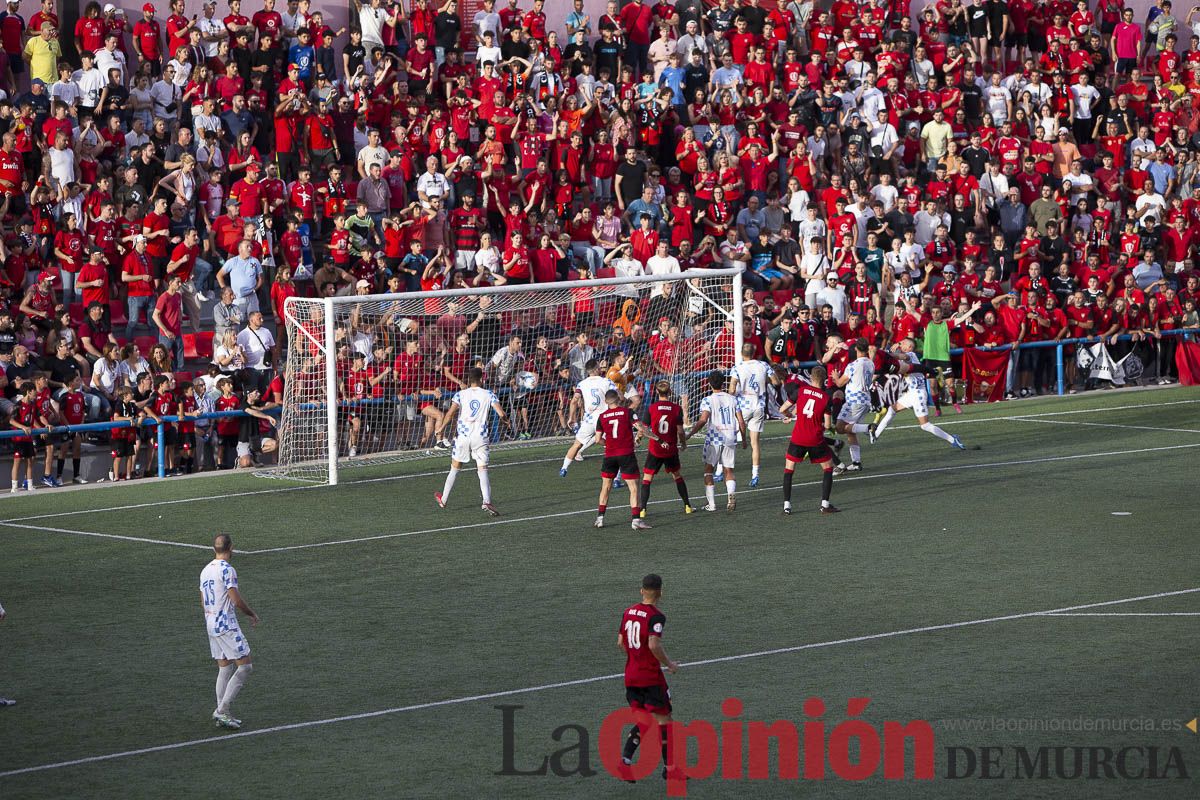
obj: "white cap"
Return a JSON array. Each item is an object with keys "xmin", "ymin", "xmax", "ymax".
[
  {"xmin": 355, "ymin": 279, "xmax": 370, "ymax": 289},
  {"xmin": 103, "ymin": 2, "xmax": 115, "ymax": 11}
]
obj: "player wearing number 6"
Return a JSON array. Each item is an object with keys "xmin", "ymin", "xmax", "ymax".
[
  {"xmin": 782, "ymin": 367, "xmax": 840, "ymax": 515},
  {"xmin": 435, "ymin": 367, "xmax": 509, "ymax": 516},
  {"xmin": 637, "ymin": 381, "xmax": 694, "ymax": 517},
  {"xmin": 684, "ymin": 371, "xmax": 748, "ymax": 512}
]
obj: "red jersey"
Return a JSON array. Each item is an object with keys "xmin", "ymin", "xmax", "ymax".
[
  {"xmin": 597, "ymin": 405, "xmax": 636, "ymax": 457},
  {"xmin": 643, "ymin": 400, "xmax": 683, "ymax": 459},
  {"xmin": 61, "ymin": 390, "xmax": 87, "ymax": 425},
  {"xmin": 619, "ymin": 602, "xmax": 667, "ymax": 687},
  {"xmin": 788, "ymin": 383, "xmax": 830, "ymax": 447},
  {"xmin": 215, "ymin": 394, "xmax": 241, "ymax": 436}
]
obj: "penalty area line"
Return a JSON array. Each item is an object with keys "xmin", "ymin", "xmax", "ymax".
[
  {"xmin": 3, "ymin": 585, "xmax": 1197, "ymax": 779},
  {"xmin": 242, "ymin": 441, "xmax": 1200, "ymax": 554},
  {"xmin": 0, "ymin": 521, "xmax": 218, "ymax": 551}
]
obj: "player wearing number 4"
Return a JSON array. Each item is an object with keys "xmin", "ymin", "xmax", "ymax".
[
  {"xmin": 783, "ymin": 367, "xmax": 840, "ymax": 514},
  {"xmin": 435, "ymin": 367, "xmax": 509, "ymax": 516},
  {"xmin": 684, "ymin": 371, "xmax": 748, "ymax": 512},
  {"xmin": 595, "ymin": 389, "xmax": 653, "ymax": 530},
  {"xmin": 200, "ymin": 534, "xmax": 259, "ymax": 730}
]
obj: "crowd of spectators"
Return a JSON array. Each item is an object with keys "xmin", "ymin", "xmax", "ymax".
[{"xmin": 3, "ymin": 0, "xmax": 1200, "ymax": 489}]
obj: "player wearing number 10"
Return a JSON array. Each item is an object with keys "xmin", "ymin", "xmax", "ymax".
[
  {"xmin": 617, "ymin": 573, "xmax": 680, "ymax": 782},
  {"xmin": 200, "ymin": 534, "xmax": 259, "ymax": 730},
  {"xmin": 435, "ymin": 367, "xmax": 509, "ymax": 516}
]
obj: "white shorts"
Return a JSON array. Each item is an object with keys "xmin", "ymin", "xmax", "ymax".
[
  {"xmin": 452, "ymin": 434, "xmax": 489, "ymax": 465},
  {"xmin": 897, "ymin": 388, "xmax": 929, "ymax": 418},
  {"xmin": 623, "ymin": 385, "xmax": 641, "ymax": 402},
  {"xmin": 208, "ymin": 629, "xmax": 250, "ymax": 660},
  {"xmin": 703, "ymin": 442, "xmax": 736, "ymax": 469},
  {"xmin": 575, "ymin": 414, "xmax": 598, "ymax": 446},
  {"xmin": 741, "ymin": 403, "xmax": 765, "ymax": 433},
  {"xmin": 837, "ymin": 402, "xmax": 871, "ymax": 425}
]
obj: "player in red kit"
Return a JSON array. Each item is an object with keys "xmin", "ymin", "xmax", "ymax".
[
  {"xmin": 617, "ymin": 573, "xmax": 680, "ymax": 783},
  {"xmin": 783, "ymin": 366, "xmax": 839, "ymax": 515},
  {"xmin": 637, "ymin": 381, "xmax": 693, "ymax": 517},
  {"xmin": 595, "ymin": 389, "xmax": 652, "ymax": 530}
]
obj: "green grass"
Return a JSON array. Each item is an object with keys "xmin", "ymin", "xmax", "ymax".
[{"xmin": 2, "ymin": 387, "xmax": 1200, "ymax": 799}]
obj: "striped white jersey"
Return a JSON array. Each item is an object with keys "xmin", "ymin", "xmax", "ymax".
[
  {"xmin": 700, "ymin": 391, "xmax": 741, "ymax": 447},
  {"xmin": 731, "ymin": 359, "xmax": 770, "ymax": 411},
  {"xmin": 452, "ymin": 386, "xmax": 499, "ymax": 437},
  {"xmin": 577, "ymin": 376, "xmax": 617, "ymax": 420},
  {"xmin": 844, "ymin": 356, "xmax": 875, "ymax": 405}
]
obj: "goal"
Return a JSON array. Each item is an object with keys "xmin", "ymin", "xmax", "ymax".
[{"xmin": 262, "ymin": 267, "xmax": 745, "ymax": 484}]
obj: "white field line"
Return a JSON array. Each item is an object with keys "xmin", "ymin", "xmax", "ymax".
[
  {"xmin": 1040, "ymin": 612, "xmax": 1200, "ymax": 617},
  {"xmin": 1005, "ymin": 417, "xmax": 1200, "ymax": 434},
  {"xmin": 5, "ymin": 397, "xmax": 1197, "ymax": 527},
  {"xmin": 242, "ymin": 441, "xmax": 1200, "ymax": 554},
  {"xmin": 2, "ymin": 585, "xmax": 1195, "ymax": 779},
  {"xmin": 0, "ymin": 522, "xmax": 215, "ymax": 551}
]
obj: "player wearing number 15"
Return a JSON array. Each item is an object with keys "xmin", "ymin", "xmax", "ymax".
[
  {"xmin": 435, "ymin": 367, "xmax": 509, "ymax": 516},
  {"xmin": 684, "ymin": 371, "xmax": 748, "ymax": 512},
  {"xmin": 617, "ymin": 573, "xmax": 680, "ymax": 782},
  {"xmin": 595, "ymin": 390, "xmax": 652, "ymax": 530},
  {"xmin": 200, "ymin": 534, "xmax": 259, "ymax": 730},
  {"xmin": 783, "ymin": 366, "xmax": 839, "ymax": 515}
]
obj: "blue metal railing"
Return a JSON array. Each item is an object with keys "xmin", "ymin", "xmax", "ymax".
[{"xmin": 3, "ymin": 330, "xmax": 1194, "ymax": 481}]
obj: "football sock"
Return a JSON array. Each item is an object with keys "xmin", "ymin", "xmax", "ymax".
[
  {"xmin": 441, "ymin": 467, "xmax": 459, "ymax": 502},
  {"xmin": 875, "ymin": 408, "xmax": 896, "ymax": 436},
  {"xmin": 920, "ymin": 421, "xmax": 956, "ymax": 443},
  {"xmin": 705, "ymin": 485, "xmax": 715, "ymax": 506},
  {"xmin": 215, "ymin": 663, "xmax": 236, "ymax": 707},
  {"xmin": 477, "ymin": 469, "xmax": 492, "ymax": 504},
  {"xmin": 622, "ymin": 727, "xmax": 641, "ymax": 760},
  {"xmin": 674, "ymin": 476, "xmax": 690, "ymax": 506},
  {"xmin": 56, "ymin": 458, "xmax": 64, "ymax": 478},
  {"xmin": 848, "ymin": 444, "xmax": 861, "ymax": 462},
  {"xmin": 638, "ymin": 479, "xmax": 650, "ymax": 510},
  {"xmin": 850, "ymin": 423, "xmax": 870, "ymax": 434},
  {"xmin": 725, "ymin": 480, "xmax": 736, "ymax": 499},
  {"xmin": 73, "ymin": 458, "xmax": 81, "ymax": 477},
  {"xmin": 751, "ymin": 465, "xmax": 759, "ymax": 479},
  {"xmin": 561, "ymin": 457, "xmax": 572, "ymax": 471},
  {"xmin": 598, "ymin": 504, "xmax": 607, "ymax": 516},
  {"xmin": 782, "ymin": 468, "xmax": 794, "ymax": 502},
  {"xmin": 631, "ymin": 506, "xmax": 640, "ymax": 520},
  {"xmin": 821, "ymin": 470, "xmax": 833, "ymax": 503},
  {"xmin": 218, "ymin": 663, "xmax": 253, "ymax": 714}
]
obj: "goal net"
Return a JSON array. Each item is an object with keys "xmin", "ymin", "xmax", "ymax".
[{"xmin": 262, "ymin": 267, "xmax": 744, "ymax": 484}]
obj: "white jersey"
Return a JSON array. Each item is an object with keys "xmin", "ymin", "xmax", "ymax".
[
  {"xmin": 844, "ymin": 356, "xmax": 875, "ymax": 406},
  {"xmin": 901, "ymin": 351, "xmax": 926, "ymax": 392},
  {"xmin": 700, "ymin": 391, "xmax": 741, "ymax": 447},
  {"xmin": 200, "ymin": 559, "xmax": 241, "ymax": 637},
  {"xmin": 577, "ymin": 375, "xmax": 617, "ymax": 420},
  {"xmin": 452, "ymin": 386, "xmax": 498, "ymax": 438},
  {"xmin": 730, "ymin": 359, "xmax": 770, "ymax": 411}
]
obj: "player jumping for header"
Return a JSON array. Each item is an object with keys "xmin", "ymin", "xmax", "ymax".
[
  {"xmin": 561, "ymin": 359, "xmax": 618, "ymax": 477},
  {"xmin": 870, "ymin": 339, "xmax": 968, "ymax": 450}
]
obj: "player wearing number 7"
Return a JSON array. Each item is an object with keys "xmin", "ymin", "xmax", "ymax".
[
  {"xmin": 684, "ymin": 371, "xmax": 748, "ymax": 512},
  {"xmin": 783, "ymin": 366, "xmax": 840, "ymax": 514},
  {"xmin": 435, "ymin": 367, "xmax": 509, "ymax": 516},
  {"xmin": 595, "ymin": 389, "xmax": 653, "ymax": 530}
]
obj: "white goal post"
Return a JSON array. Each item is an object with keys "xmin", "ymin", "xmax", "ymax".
[{"xmin": 262, "ymin": 267, "xmax": 744, "ymax": 484}]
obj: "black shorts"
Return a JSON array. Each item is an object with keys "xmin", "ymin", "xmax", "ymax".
[
  {"xmin": 925, "ymin": 359, "xmax": 952, "ymax": 374},
  {"xmin": 786, "ymin": 441, "xmax": 833, "ymax": 464},
  {"xmin": 179, "ymin": 431, "xmax": 196, "ymax": 452},
  {"xmin": 12, "ymin": 441, "xmax": 35, "ymax": 459},
  {"xmin": 160, "ymin": 427, "xmax": 178, "ymax": 448},
  {"xmin": 110, "ymin": 438, "xmax": 134, "ymax": 458},
  {"xmin": 626, "ymin": 683, "xmax": 672, "ymax": 715},
  {"xmin": 602, "ymin": 453, "xmax": 640, "ymax": 479},
  {"xmin": 643, "ymin": 453, "xmax": 681, "ymax": 474},
  {"xmin": 1005, "ymin": 31, "xmax": 1027, "ymax": 48}
]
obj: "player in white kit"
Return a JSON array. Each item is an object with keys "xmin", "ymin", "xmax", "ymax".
[
  {"xmin": 685, "ymin": 371, "xmax": 748, "ymax": 511},
  {"xmin": 200, "ymin": 533, "xmax": 259, "ymax": 730},
  {"xmin": 729, "ymin": 343, "xmax": 772, "ymax": 487},
  {"xmin": 870, "ymin": 339, "xmax": 967, "ymax": 449},
  {"xmin": 560, "ymin": 359, "xmax": 618, "ymax": 476},
  {"xmin": 832, "ymin": 338, "xmax": 876, "ymax": 472},
  {"xmin": 435, "ymin": 367, "xmax": 509, "ymax": 515}
]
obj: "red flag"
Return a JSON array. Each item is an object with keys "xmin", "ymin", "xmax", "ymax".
[
  {"xmin": 962, "ymin": 347, "xmax": 1009, "ymax": 403},
  {"xmin": 1175, "ymin": 340, "xmax": 1200, "ymax": 386}
]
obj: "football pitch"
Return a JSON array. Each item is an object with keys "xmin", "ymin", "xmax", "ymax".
[{"xmin": 2, "ymin": 387, "xmax": 1199, "ymax": 799}]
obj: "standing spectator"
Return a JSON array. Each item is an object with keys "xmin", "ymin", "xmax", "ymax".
[
  {"xmin": 217, "ymin": 239, "xmax": 264, "ymax": 315},
  {"xmin": 153, "ymin": 274, "xmax": 185, "ymax": 369},
  {"xmin": 23, "ymin": 21, "xmax": 59, "ymax": 85},
  {"xmin": 236, "ymin": 311, "xmax": 275, "ymax": 393}
]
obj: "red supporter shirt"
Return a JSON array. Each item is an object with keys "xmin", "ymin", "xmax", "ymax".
[{"xmin": 619, "ymin": 602, "xmax": 667, "ymax": 687}]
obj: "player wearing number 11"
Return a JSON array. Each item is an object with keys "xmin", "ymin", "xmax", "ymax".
[{"xmin": 684, "ymin": 371, "xmax": 748, "ymax": 512}]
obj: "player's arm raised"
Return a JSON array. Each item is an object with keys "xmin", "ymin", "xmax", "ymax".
[{"xmin": 227, "ymin": 586, "xmax": 260, "ymax": 627}]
